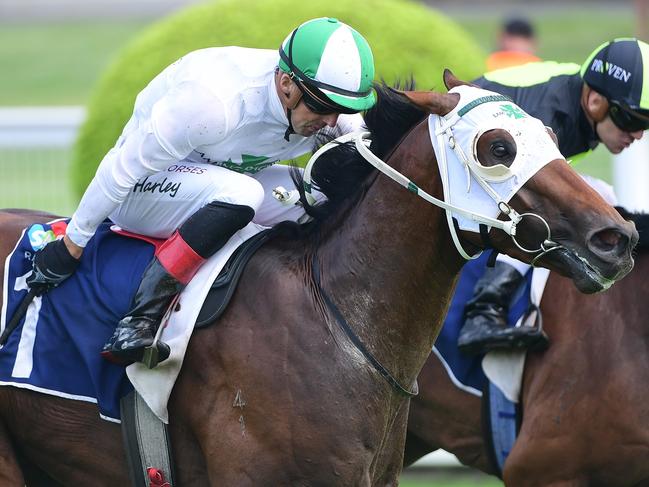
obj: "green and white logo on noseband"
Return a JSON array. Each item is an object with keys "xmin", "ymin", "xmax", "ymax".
[{"xmin": 500, "ymin": 104, "xmax": 527, "ymax": 119}]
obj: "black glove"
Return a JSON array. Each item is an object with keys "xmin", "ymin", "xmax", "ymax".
[{"xmin": 26, "ymin": 238, "xmax": 80, "ymax": 295}]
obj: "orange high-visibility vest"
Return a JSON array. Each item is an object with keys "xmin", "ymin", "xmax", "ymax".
[{"xmin": 486, "ymin": 50, "xmax": 541, "ymax": 71}]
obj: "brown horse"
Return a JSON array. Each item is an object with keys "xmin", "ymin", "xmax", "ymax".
[
  {"xmin": 0, "ymin": 74, "xmax": 637, "ymax": 486},
  {"xmin": 405, "ymin": 247, "xmax": 649, "ymax": 486}
]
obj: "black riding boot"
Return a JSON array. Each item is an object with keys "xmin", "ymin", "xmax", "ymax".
[
  {"xmin": 101, "ymin": 257, "xmax": 181, "ymax": 365},
  {"xmin": 102, "ymin": 201, "xmax": 255, "ymax": 367},
  {"xmin": 457, "ymin": 261, "xmax": 548, "ymax": 355}
]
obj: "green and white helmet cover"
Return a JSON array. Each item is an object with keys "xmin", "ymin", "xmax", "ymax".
[{"xmin": 279, "ymin": 17, "xmax": 376, "ymax": 112}]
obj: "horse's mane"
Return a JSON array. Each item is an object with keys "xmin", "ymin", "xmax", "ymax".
[
  {"xmin": 616, "ymin": 207, "xmax": 649, "ymax": 253},
  {"xmin": 286, "ymin": 80, "xmax": 426, "ymax": 228}
]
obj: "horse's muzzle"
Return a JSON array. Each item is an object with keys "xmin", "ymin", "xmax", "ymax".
[{"xmin": 539, "ymin": 219, "xmax": 637, "ymax": 294}]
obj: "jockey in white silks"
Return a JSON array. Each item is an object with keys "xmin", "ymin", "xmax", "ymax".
[{"xmin": 26, "ymin": 17, "xmax": 377, "ymax": 366}]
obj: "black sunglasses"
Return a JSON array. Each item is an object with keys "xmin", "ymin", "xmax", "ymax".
[
  {"xmin": 609, "ymin": 103, "xmax": 649, "ymax": 132},
  {"xmin": 296, "ymin": 81, "xmax": 359, "ymax": 116},
  {"xmin": 300, "ymin": 90, "xmax": 337, "ymax": 115}
]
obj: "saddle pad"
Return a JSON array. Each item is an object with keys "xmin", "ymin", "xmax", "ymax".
[
  {"xmin": 126, "ymin": 222, "xmax": 264, "ymax": 423},
  {"xmin": 196, "ymin": 229, "xmax": 274, "ymax": 327},
  {"xmin": 477, "ymin": 269, "xmax": 550, "ymax": 477},
  {"xmin": 432, "ymin": 252, "xmax": 533, "ymax": 395},
  {"xmin": 0, "ymin": 219, "xmax": 264, "ymax": 422},
  {"xmin": 483, "ymin": 379, "xmax": 519, "ymax": 478},
  {"xmin": 0, "ymin": 220, "xmax": 152, "ymax": 421},
  {"xmin": 482, "ymin": 267, "xmax": 550, "ymax": 402}
]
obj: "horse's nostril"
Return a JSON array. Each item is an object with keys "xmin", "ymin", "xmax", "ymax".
[
  {"xmin": 589, "ymin": 228, "xmax": 628, "ymax": 256},
  {"xmin": 593, "ymin": 229, "xmax": 622, "ymax": 252}
]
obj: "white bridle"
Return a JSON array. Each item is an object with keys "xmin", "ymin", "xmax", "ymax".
[{"xmin": 274, "ymin": 85, "xmax": 567, "ymax": 261}]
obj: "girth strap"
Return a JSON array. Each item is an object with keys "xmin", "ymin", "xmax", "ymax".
[{"xmin": 120, "ymin": 390, "xmax": 174, "ymax": 487}]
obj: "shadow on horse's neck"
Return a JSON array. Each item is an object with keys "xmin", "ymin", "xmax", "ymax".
[{"xmin": 316, "ymin": 120, "xmax": 466, "ymax": 378}]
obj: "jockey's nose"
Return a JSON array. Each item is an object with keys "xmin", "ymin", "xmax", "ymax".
[
  {"xmin": 630, "ymin": 130, "xmax": 644, "ymax": 140},
  {"xmin": 324, "ymin": 113, "xmax": 339, "ymax": 127}
]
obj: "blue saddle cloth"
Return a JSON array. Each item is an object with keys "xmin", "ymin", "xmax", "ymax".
[
  {"xmin": 434, "ymin": 253, "xmax": 532, "ymax": 476},
  {"xmin": 0, "ymin": 221, "xmax": 152, "ymax": 421},
  {"xmin": 433, "ymin": 252, "xmax": 532, "ymax": 392}
]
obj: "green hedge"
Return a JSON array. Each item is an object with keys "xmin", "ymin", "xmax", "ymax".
[{"xmin": 71, "ymin": 0, "xmax": 485, "ymax": 196}]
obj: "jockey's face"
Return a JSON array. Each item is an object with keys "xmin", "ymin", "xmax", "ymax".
[
  {"xmin": 290, "ymin": 98, "xmax": 340, "ymax": 136},
  {"xmin": 276, "ymin": 72, "xmax": 340, "ymax": 137},
  {"xmin": 596, "ymin": 115, "xmax": 644, "ymax": 154},
  {"xmin": 584, "ymin": 88, "xmax": 645, "ymax": 154}
]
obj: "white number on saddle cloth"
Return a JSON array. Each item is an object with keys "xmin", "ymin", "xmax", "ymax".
[{"xmin": 9, "ymin": 271, "xmax": 42, "ymax": 378}]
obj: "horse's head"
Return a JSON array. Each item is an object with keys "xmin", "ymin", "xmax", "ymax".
[{"xmin": 401, "ymin": 70, "xmax": 637, "ymax": 293}]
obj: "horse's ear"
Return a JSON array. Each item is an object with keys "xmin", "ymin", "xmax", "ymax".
[
  {"xmin": 398, "ymin": 90, "xmax": 459, "ymax": 116},
  {"xmin": 443, "ymin": 69, "xmax": 476, "ymax": 90}
]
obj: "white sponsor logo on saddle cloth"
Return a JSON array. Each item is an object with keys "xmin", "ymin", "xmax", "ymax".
[{"xmin": 126, "ymin": 222, "xmax": 264, "ymax": 423}]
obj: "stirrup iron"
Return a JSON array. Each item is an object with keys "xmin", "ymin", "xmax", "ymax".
[{"xmin": 142, "ymin": 295, "xmax": 178, "ymax": 368}]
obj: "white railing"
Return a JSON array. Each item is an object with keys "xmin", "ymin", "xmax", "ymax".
[
  {"xmin": 0, "ymin": 106, "xmax": 85, "ymax": 148},
  {"xmin": 0, "ymin": 106, "xmax": 86, "ymax": 214},
  {"xmin": 613, "ymin": 135, "xmax": 649, "ymax": 212},
  {"xmin": 411, "ymin": 450, "xmax": 462, "ymax": 468}
]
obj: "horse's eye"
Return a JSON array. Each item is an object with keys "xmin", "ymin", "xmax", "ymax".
[{"xmin": 491, "ymin": 142, "xmax": 509, "ymax": 158}]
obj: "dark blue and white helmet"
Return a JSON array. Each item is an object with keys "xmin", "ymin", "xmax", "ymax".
[{"xmin": 582, "ymin": 38, "xmax": 649, "ymax": 131}]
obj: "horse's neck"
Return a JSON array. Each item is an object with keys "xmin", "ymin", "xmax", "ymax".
[{"xmin": 319, "ymin": 123, "xmax": 464, "ymax": 381}]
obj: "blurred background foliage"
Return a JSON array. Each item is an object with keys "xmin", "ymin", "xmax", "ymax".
[
  {"xmin": 0, "ymin": 1, "xmax": 634, "ymax": 206},
  {"xmin": 0, "ymin": 5, "xmax": 634, "ymax": 108},
  {"xmin": 69, "ymin": 0, "xmax": 485, "ymax": 196},
  {"xmin": 0, "ymin": 5, "xmax": 635, "ymax": 106}
]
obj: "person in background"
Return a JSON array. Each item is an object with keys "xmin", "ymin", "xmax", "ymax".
[
  {"xmin": 458, "ymin": 38, "xmax": 649, "ymax": 355},
  {"xmin": 486, "ymin": 17, "xmax": 541, "ymax": 71}
]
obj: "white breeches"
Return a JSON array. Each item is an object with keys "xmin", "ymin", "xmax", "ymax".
[{"xmin": 110, "ymin": 163, "xmax": 315, "ymax": 239}]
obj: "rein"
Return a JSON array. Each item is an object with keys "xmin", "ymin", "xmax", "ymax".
[
  {"xmin": 286, "ymin": 89, "xmax": 567, "ymax": 263},
  {"xmin": 311, "ymin": 253, "xmax": 418, "ymax": 398},
  {"xmin": 296, "ymin": 131, "xmax": 560, "ymax": 262},
  {"xmin": 271, "ymin": 92, "xmax": 568, "ymax": 399}
]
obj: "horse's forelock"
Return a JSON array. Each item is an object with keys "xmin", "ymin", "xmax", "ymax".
[
  {"xmin": 290, "ymin": 80, "xmax": 426, "ymax": 224},
  {"xmin": 365, "ymin": 79, "xmax": 427, "ymax": 157}
]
